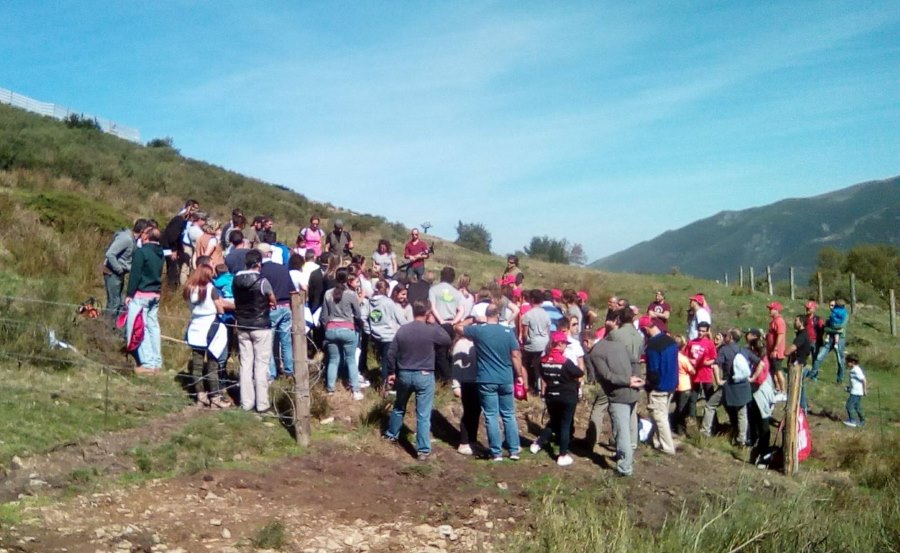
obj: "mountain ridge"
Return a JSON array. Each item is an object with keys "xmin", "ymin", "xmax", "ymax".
[{"xmin": 590, "ymin": 176, "xmax": 900, "ymax": 282}]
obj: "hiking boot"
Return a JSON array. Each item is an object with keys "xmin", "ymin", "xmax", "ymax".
[
  {"xmin": 196, "ymin": 391, "xmax": 211, "ymax": 407},
  {"xmin": 209, "ymin": 396, "xmax": 231, "ymax": 409}
]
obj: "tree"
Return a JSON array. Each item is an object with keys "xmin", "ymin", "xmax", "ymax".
[
  {"xmin": 524, "ymin": 236, "xmax": 570, "ymax": 264},
  {"xmin": 421, "ymin": 221, "xmax": 432, "ymax": 234},
  {"xmin": 811, "ymin": 246, "xmax": 845, "ymax": 287},
  {"xmin": 455, "ymin": 220, "xmax": 492, "ymax": 254},
  {"xmin": 843, "ymin": 244, "xmax": 899, "ymax": 295},
  {"xmin": 568, "ymin": 243, "xmax": 587, "ymax": 266}
]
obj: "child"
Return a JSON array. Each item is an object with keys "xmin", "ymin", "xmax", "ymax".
[
  {"xmin": 531, "ymin": 331, "xmax": 584, "ymax": 466},
  {"xmin": 843, "ymin": 354, "xmax": 866, "ymax": 427}
]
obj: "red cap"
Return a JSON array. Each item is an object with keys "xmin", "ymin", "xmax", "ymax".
[
  {"xmin": 689, "ymin": 294, "xmax": 705, "ymax": 304},
  {"xmin": 638, "ymin": 316, "xmax": 654, "ymax": 329},
  {"xmin": 576, "ymin": 290, "xmax": 589, "ymax": 302},
  {"xmin": 550, "ymin": 331, "xmax": 568, "ymax": 344},
  {"xmin": 805, "ymin": 300, "xmax": 817, "ymax": 310},
  {"xmin": 551, "ymin": 288, "xmax": 562, "ymax": 300},
  {"xmin": 767, "ymin": 301, "xmax": 783, "ymax": 311}
]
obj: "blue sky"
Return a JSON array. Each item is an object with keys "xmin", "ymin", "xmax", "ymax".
[{"xmin": 2, "ymin": 1, "xmax": 898, "ymax": 261}]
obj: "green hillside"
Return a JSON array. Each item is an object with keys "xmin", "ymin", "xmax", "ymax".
[{"xmin": 590, "ymin": 177, "xmax": 900, "ymax": 282}]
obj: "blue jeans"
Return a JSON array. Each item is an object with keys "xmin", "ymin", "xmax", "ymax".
[
  {"xmin": 268, "ymin": 306, "xmax": 294, "ymax": 379},
  {"xmin": 325, "ymin": 328, "xmax": 359, "ymax": 392},
  {"xmin": 385, "ymin": 370, "xmax": 435, "ymax": 455},
  {"xmin": 846, "ymin": 394, "xmax": 864, "ymax": 425},
  {"xmin": 127, "ymin": 296, "xmax": 161, "ymax": 368},
  {"xmin": 811, "ymin": 334, "xmax": 846, "ymax": 382},
  {"xmin": 478, "ymin": 383, "xmax": 520, "ymax": 458}
]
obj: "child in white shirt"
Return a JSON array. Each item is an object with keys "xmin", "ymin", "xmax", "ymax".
[{"xmin": 843, "ymin": 353, "xmax": 866, "ymax": 427}]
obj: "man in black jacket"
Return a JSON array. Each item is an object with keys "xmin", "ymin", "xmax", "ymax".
[
  {"xmin": 233, "ymin": 250, "xmax": 276, "ymax": 412},
  {"xmin": 160, "ymin": 199, "xmax": 198, "ymax": 289}
]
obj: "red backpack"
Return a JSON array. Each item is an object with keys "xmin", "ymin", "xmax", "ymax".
[{"xmin": 117, "ymin": 308, "xmax": 145, "ymax": 352}]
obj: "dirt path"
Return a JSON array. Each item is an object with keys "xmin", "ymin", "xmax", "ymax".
[{"xmin": 0, "ymin": 400, "xmax": 788, "ymax": 553}]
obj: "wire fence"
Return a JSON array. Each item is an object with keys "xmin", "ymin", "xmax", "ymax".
[{"xmin": 0, "ymin": 86, "xmax": 141, "ymax": 143}]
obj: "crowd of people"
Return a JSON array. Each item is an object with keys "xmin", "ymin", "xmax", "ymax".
[{"xmin": 101, "ymin": 200, "xmax": 865, "ymax": 476}]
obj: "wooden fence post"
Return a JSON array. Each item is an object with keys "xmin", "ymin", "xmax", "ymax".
[
  {"xmin": 750, "ymin": 267, "xmax": 756, "ymax": 293},
  {"xmin": 767, "ymin": 266, "xmax": 773, "ymax": 296},
  {"xmin": 291, "ymin": 291, "xmax": 311, "ymax": 446},
  {"xmin": 890, "ymin": 289, "xmax": 897, "ymax": 337},
  {"xmin": 789, "ymin": 267, "xmax": 795, "ymax": 301},
  {"xmin": 783, "ymin": 363, "xmax": 802, "ymax": 476},
  {"xmin": 850, "ymin": 273, "xmax": 857, "ymax": 315},
  {"xmin": 740, "ymin": 266, "xmax": 744, "ymax": 289},
  {"xmin": 817, "ymin": 272, "xmax": 824, "ymax": 304}
]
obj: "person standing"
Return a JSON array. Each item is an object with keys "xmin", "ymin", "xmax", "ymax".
[
  {"xmin": 687, "ymin": 294, "xmax": 712, "ymax": 340},
  {"xmin": 367, "ymin": 279, "xmax": 406, "ymax": 387},
  {"xmin": 224, "ymin": 231, "xmax": 250, "ymax": 275},
  {"xmin": 324, "ymin": 219, "xmax": 353, "ymax": 260},
  {"xmin": 531, "ymin": 331, "xmax": 584, "ymax": 467},
  {"xmin": 459, "ymin": 305, "xmax": 527, "ymax": 461},
  {"xmin": 843, "ymin": 354, "xmax": 866, "ymax": 427},
  {"xmin": 812, "ymin": 299, "xmax": 849, "ymax": 383},
  {"xmin": 160, "ymin": 200, "xmax": 197, "ymax": 289},
  {"xmin": 428, "ymin": 266, "xmax": 464, "ymax": 383},
  {"xmin": 258, "ymin": 243, "xmax": 295, "ymax": 380},
  {"xmin": 704, "ymin": 329, "xmax": 762, "ymax": 445},
  {"xmin": 103, "ymin": 219, "xmax": 149, "ymax": 319},
  {"xmin": 765, "ymin": 302, "xmax": 788, "ymax": 402},
  {"xmin": 590, "ymin": 334, "xmax": 644, "ymax": 477},
  {"xmin": 372, "ymin": 239, "xmax": 398, "ymax": 279},
  {"xmin": 646, "ymin": 290, "xmax": 671, "ymax": 334},
  {"xmin": 640, "ymin": 317, "xmax": 678, "ymax": 455},
  {"xmin": 521, "ymin": 289, "xmax": 551, "ymax": 394},
  {"xmin": 403, "ymin": 228, "xmax": 430, "ymax": 281},
  {"xmin": 233, "ymin": 250, "xmax": 276, "ymax": 412},
  {"xmin": 322, "ymin": 268, "xmax": 365, "ymax": 399},
  {"xmin": 299, "ymin": 216, "xmax": 326, "ymax": 258},
  {"xmin": 687, "ymin": 321, "xmax": 717, "ymax": 427},
  {"xmin": 125, "ymin": 227, "xmax": 165, "ymax": 375},
  {"xmin": 384, "ymin": 300, "xmax": 451, "ymax": 460},
  {"xmin": 182, "ymin": 264, "xmax": 230, "ymax": 409},
  {"xmin": 803, "ymin": 301, "xmax": 825, "ymax": 375}
]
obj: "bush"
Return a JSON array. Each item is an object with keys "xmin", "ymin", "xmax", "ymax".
[
  {"xmin": 63, "ymin": 114, "xmax": 100, "ymax": 131},
  {"xmin": 25, "ymin": 191, "xmax": 129, "ymax": 234}
]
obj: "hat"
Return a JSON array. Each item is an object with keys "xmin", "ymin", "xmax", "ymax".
[
  {"xmin": 576, "ymin": 290, "xmax": 588, "ymax": 302},
  {"xmin": 551, "ymin": 288, "xmax": 562, "ymax": 300},
  {"xmin": 550, "ymin": 331, "xmax": 568, "ymax": 344},
  {"xmin": 256, "ymin": 243, "xmax": 273, "ymax": 255},
  {"xmin": 689, "ymin": 294, "xmax": 705, "ymax": 304},
  {"xmin": 638, "ymin": 316, "xmax": 655, "ymax": 329},
  {"xmin": 767, "ymin": 301, "xmax": 783, "ymax": 311},
  {"xmin": 805, "ymin": 300, "xmax": 817, "ymax": 310}
]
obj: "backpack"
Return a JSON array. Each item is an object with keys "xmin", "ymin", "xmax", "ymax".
[
  {"xmin": 118, "ymin": 308, "xmax": 145, "ymax": 352},
  {"xmin": 732, "ymin": 351, "xmax": 752, "ymax": 383}
]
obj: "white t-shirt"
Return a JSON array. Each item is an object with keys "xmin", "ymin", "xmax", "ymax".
[
  {"xmin": 849, "ymin": 365, "xmax": 866, "ymax": 396},
  {"xmin": 688, "ymin": 308, "xmax": 712, "ymax": 340},
  {"xmin": 564, "ymin": 336, "xmax": 584, "ymax": 365}
]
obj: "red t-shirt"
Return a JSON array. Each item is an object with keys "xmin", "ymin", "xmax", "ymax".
[
  {"xmin": 766, "ymin": 315, "xmax": 787, "ymax": 359},
  {"xmin": 804, "ymin": 314, "xmax": 822, "ymax": 343},
  {"xmin": 686, "ymin": 337, "xmax": 717, "ymax": 383},
  {"xmin": 404, "ymin": 240, "xmax": 429, "ymax": 269},
  {"xmin": 646, "ymin": 300, "xmax": 671, "ymax": 332}
]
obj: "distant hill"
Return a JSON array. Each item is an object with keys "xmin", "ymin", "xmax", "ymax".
[{"xmin": 590, "ymin": 177, "xmax": 900, "ymax": 282}]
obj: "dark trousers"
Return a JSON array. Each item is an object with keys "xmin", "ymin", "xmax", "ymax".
[
  {"xmin": 689, "ymin": 382, "xmax": 715, "ymax": 418},
  {"xmin": 537, "ymin": 399, "xmax": 577, "ymax": 455},
  {"xmin": 522, "ymin": 350, "xmax": 543, "ymax": 393},
  {"xmin": 190, "ymin": 348, "xmax": 220, "ymax": 396},
  {"xmin": 434, "ymin": 324, "xmax": 454, "ymax": 383},
  {"xmin": 165, "ymin": 252, "xmax": 189, "ymax": 289},
  {"xmin": 748, "ymin": 400, "xmax": 770, "ymax": 461},
  {"xmin": 459, "ymin": 382, "xmax": 481, "ymax": 445},
  {"xmin": 672, "ymin": 390, "xmax": 692, "ymax": 434}
]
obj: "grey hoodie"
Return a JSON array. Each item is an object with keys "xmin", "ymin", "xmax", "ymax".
[
  {"xmin": 589, "ymin": 339, "xmax": 639, "ymax": 404},
  {"xmin": 367, "ymin": 294, "xmax": 405, "ymax": 342},
  {"xmin": 104, "ymin": 229, "xmax": 136, "ymax": 276}
]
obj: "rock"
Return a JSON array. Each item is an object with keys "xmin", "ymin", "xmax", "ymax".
[
  {"xmin": 204, "ymin": 491, "xmax": 221, "ymax": 501},
  {"xmin": 94, "ymin": 528, "xmax": 107, "ymax": 539},
  {"xmin": 321, "ymin": 417, "xmax": 335, "ymax": 425},
  {"xmin": 763, "ymin": 479, "xmax": 772, "ymax": 488},
  {"xmin": 413, "ymin": 523, "xmax": 434, "ymax": 536},
  {"xmin": 438, "ymin": 525, "xmax": 453, "ymax": 537},
  {"xmin": 473, "ymin": 508, "xmax": 489, "ymax": 519},
  {"xmin": 496, "ymin": 482, "xmax": 508, "ymax": 490},
  {"xmin": 209, "ymin": 519, "xmax": 222, "ymax": 526},
  {"xmin": 485, "ymin": 522, "xmax": 494, "ymax": 530},
  {"xmin": 221, "ymin": 528, "xmax": 231, "ymax": 539},
  {"xmin": 10, "ymin": 456, "xmax": 23, "ymax": 470},
  {"xmin": 28, "ymin": 478, "xmax": 49, "ymax": 489}
]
